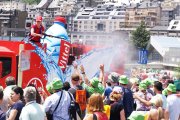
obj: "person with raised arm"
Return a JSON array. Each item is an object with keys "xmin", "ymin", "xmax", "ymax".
[{"xmin": 81, "ymin": 64, "xmax": 105, "ymax": 95}]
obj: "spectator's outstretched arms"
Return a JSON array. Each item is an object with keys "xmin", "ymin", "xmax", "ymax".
[
  {"xmin": 80, "ymin": 65, "xmax": 90, "ymax": 85},
  {"xmin": 133, "ymin": 93, "xmax": 152, "ymax": 106},
  {"xmin": 99, "ymin": 64, "xmax": 106, "ymax": 88}
]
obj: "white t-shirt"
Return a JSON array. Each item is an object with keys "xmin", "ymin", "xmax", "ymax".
[
  {"xmin": 167, "ymin": 94, "xmax": 180, "ymax": 120},
  {"xmin": 135, "ymin": 91, "xmax": 146, "ymax": 110},
  {"xmin": 150, "ymin": 94, "xmax": 167, "ymax": 109},
  {"xmin": 0, "ymin": 85, "xmax": 16, "ymax": 112}
]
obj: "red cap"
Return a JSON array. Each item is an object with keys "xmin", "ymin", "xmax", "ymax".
[
  {"xmin": 54, "ymin": 16, "xmax": 66, "ymax": 24},
  {"xmin": 36, "ymin": 16, "xmax": 42, "ymax": 22}
]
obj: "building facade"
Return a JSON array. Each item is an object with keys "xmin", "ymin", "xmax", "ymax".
[
  {"xmin": 71, "ymin": 3, "xmax": 127, "ymax": 43},
  {"xmin": 125, "ymin": 0, "xmax": 161, "ymax": 28}
]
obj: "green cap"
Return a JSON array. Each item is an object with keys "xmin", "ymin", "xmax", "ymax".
[
  {"xmin": 139, "ymin": 83, "xmax": 147, "ymax": 90},
  {"xmin": 119, "ymin": 75, "xmax": 128, "ymax": 85},
  {"xmin": 167, "ymin": 84, "xmax": 176, "ymax": 93},
  {"xmin": 108, "ymin": 72, "xmax": 119, "ymax": 83},
  {"xmin": 128, "ymin": 111, "xmax": 145, "ymax": 120},
  {"xmin": 51, "ymin": 78, "xmax": 63, "ymax": 90},
  {"xmin": 46, "ymin": 83, "xmax": 53, "ymax": 94},
  {"xmin": 162, "ymin": 88, "xmax": 168, "ymax": 96},
  {"xmin": 90, "ymin": 77, "xmax": 99, "ymax": 88},
  {"xmin": 142, "ymin": 78, "xmax": 153, "ymax": 86}
]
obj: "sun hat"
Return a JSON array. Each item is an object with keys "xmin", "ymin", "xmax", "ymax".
[
  {"xmin": 119, "ymin": 75, "xmax": 128, "ymax": 85},
  {"xmin": 51, "ymin": 78, "xmax": 63, "ymax": 90},
  {"xmin": 141, "ymin": 78, "xmax": 153, "ymax": 86},
  {"xmin": 46, "ymin": 83, "xmax": 53, "ymax": 94},
  {"xmin": 113, "ymin": 86, "xmax": 123, "ymax": 94},
  {"xmin": 108, "ymin": 72, "xmax": 119, "ymax": 83},
  {"xmin": 110, "ymin": 86, "xmax": 123, "ymax": 101},
  {"xmin": 36, "ymin": 16, "xmax": 42, "ymax": 22},
  {"xmin": 167, "ymin": 84, "xmax": 176, "ymax": 93},
  {"xmin": 54, "ymin": 16, "xmax": 66, "ymax": 24},
  {"xmin": 90, "ymin": 77, "xmax": 99, "ymax": 88},
  {"xmin": 145, "ymin": 78, "xmax": 153, "ymax": 86},
  {"xmin": 139, "ymin": 83, "xmax": 147, "ymax": 90},
  {"xmin": 162, "ymin": 88, "xmax": 168, "ymax": 96},
  {"xmin": 128, "ymin": 111, "xmax": 145, "ymax": 120}
]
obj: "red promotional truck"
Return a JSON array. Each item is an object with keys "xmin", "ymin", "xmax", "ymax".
[
  {"xmin": 0, "ymin": 38, "xmax": 71, "ymax": 92},
  {"xmin": 0, "ymin": 40, "xmax": 47, "ymax": 90}
]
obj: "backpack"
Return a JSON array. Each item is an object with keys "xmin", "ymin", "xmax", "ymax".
[
  {"xmin": 75, "ymin": 89, "xmax": 86, "ymax": 111},
  {"xmin": 93, "ymin": 112, "xmax": 108, "ymax": 120},
  {"xmin": 69, "ymin": 85, "xmax": 88, "ymax": 112},
  {"xmin": 68, "ymin": 92, "xmax": 82, "ymax": 120}
]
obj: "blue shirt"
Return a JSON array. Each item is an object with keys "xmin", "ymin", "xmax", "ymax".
[
  {"xmin": 6, "ymin": 101, "xmax": 25, "ymax": 120},
  {"xmin": 0, "ymin": 109, "xmax": 5, "ymax": 120},
  {"xmin": 122, "ymin": 87, "xmax": 134, "ymax": 118},
  {"xmin": 104, "ymin": 86, "xmax": 112, "ymax": 99}
]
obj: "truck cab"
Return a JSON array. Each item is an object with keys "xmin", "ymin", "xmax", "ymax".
[
  {"xmin": 0, "ymin": 46, "xmax": 17, "ymax": 87},
  {"xmin": 0, "ymin": 40, "xmax": 47, "ymax": 91}
]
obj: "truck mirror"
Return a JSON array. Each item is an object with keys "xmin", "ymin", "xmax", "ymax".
[{"xmin": 0, "ymin": 61, "xmax": 2, "ymax": 78}]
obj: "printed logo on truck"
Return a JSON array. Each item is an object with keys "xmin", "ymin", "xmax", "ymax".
[
  {"xmin": 27, "ymin": 77, "xmax": 44, "ymax": 89},
  {"xmin": 58, "ymin": 40, "xmax": 71, "ymax": 71}
]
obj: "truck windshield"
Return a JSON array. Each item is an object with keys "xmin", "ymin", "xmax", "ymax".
[{"xmin": 0, "ymin": 57, "xmax": 11, "ymax": 78}]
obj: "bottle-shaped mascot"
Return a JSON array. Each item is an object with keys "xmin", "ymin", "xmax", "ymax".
[{"xmin": 41, "ymin": 16, "xmax": 71, "ymax": 71}]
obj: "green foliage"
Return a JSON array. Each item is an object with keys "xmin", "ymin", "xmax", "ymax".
[
  {"xmin": 21, "ymin": 0, "xmax": 41, "ymax": 4},
  {"xmin": 132, "ymin": 21, "xmax": 150, "ymax": 49}
]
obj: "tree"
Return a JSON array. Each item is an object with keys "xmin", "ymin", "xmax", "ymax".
[
  {"xmin": 131, "ymin": 21, "xmax": 150, "ymax": 49},
  {"xmin": 21, "ymin": 0, "xmax": 41, "ymax": 4}
]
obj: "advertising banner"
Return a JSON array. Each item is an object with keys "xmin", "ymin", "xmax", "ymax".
[
  {"xmin": 58, "ymin": 39, "xmax": 71, "ymax": 71},
  {"xmin": 138, "ymin": 49, "xmax": 148, "ymax": 64}
]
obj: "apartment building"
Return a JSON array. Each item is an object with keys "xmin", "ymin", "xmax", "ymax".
[
  {"xmin": 71, "ymin": 3, "xmax": 127, "ymax": 44},
  {"xmin": 0, "ymin": 10, "xmax": 27, "ymax": 36},
  {"xmin": 0, "ymin": 1, "xmax": 31, "ymax": 37},
  {"xmin": 125, "ymin": 0, "xmax": 161, "ymax": 28},
  {"xmin": 161, "ymin": 8, "xmax": 174, "ymax": 26},
  {"xmin": 0, "ymin": 1, "xmax": 26, "ymax": 11},
  {"xmin": 161, "ymin": 0, "xmax": 180, "ymax": 9},
  {"xmin": 0, "ymin": 1, "xmax": 34, "ymax": 11},
  {"xmin": 160, "ymin": 0, "xmax": 180, "ymax": 26}
]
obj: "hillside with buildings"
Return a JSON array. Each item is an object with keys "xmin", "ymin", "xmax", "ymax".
[
  {"xmin": 0, "ymin": 0, "xmax": 180, "ymax": 67},
  {"xmin": 0, "ymin": 0, "xmax": 180, "ymax": 41}
]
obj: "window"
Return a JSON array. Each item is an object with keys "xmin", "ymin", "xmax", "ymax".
[
  {"xmin": 0, "ymin": 57, "xmax": 12, "ymax": 78},
  {"xmin": 171, "ymin": 26, "xmax": 176, "ymax": 29},
  {"xmin": 97, "ymin": 23, "xmax": 104, "ymax": 31},
  {"xmin": 84, "ymin": 25, "xmax": 87, "ymax": 29},
  {"xmin": 174, "ymin": 21, "xmax": 179, "ymax": 25},
  {"xmin": 26, "ymin": 22, "xmax": 31, "ymax": 28},
  {"xmin": 86, "ymin": 36, "xmax": 90, "ymax": 39}
]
